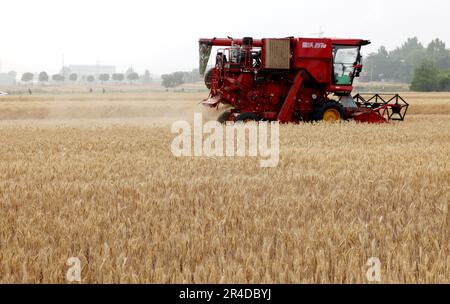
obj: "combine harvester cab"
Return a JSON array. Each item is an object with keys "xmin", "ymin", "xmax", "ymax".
[{"xmin": 198, "ymin": 36, "xmax": 409, "ymax": 124}]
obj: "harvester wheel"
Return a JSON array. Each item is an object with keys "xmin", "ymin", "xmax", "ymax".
[
  {"xmin": 204, "ymin": 68, "xmax": 214, "ymax": 89},
  {"xmin": 217, "ymin": 110, "xmax": 232, "ymax": 124},
  {"xmin": 235, "ymin": 112, "xmax": 260, "ymax": 123},
  {"xmin": 312, "ymin": 101, "xmax": 345, "ymax": 123}
]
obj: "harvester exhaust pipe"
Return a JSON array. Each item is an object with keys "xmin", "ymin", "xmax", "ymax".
[{"xmin": 242, "ymin": 37, "xmax": 253, "ymax": 49}]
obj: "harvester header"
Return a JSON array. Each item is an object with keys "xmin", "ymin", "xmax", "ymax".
[{"xmin": 199, "ymin": 36, "xmax": 408, "ymax": 124}]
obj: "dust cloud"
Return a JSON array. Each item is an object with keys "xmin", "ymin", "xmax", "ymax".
[{"xmin": 0, "ymin": 92, "xmax": 227, "ymax": 128}]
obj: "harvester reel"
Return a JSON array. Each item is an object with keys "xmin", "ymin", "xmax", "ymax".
[{"xmin": 353, "ymin": 94, "xmax": 409, "ymax": 122}]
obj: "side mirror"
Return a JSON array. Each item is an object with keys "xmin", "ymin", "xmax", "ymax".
[{"xmin": 354, "ymin": 63, "xmax": 363, "ymax": 77}]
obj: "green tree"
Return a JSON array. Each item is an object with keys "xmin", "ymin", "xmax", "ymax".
[
  {"xmin": 364, "ymin": 37, "xmax": 429, "ymax": 83},
  {"xmin": 87, "ymin": 75, "xmax": 95, "ymax": 83},
  {"xmin": 127, "ymin": 72, "xmax": 139, "ymax": 84},
  {"xmin": 112, "ymin": 73, "xmax": 125, "ymax": 82},
  {"xmin": 21, "ymin": 72, "xmax": 34, "ymax": 83},
  {"xmin": 52, "ymin": 74, "xmax": 65, "ymax": 82},
  {"xmin": 69, "ymin": 73, "xmax": 78, "ymax": 82},
  {"xmin": 427, "ymin": 38, "xmax": 450, "ymax": 70},
  {"xmin": 364, "ymin": 46, "xmax": 390, "ymax": 81},
  {"xmin": 437, "ymin": 71, "xmax": 450, "ymax": 91},
  {"xmin": 181, "ymin": 69, "xmax": 201, "ymax": 83},
  {"xmin": 99, "ymin": 74, "xmax": 110, "ymax": 83},
  {"xmin": 38, "ymin": 71, "xmax": 49, "ymax": 84},
  {"xmin": 410, "ymin": 60, "xmax": 439, "ymax": 92},
  {"xmin": 161, "ymin": 72, "xmax": 185, "ymax": 89},
  {"xmin": 161, "ymin": 74, "xmax": 171, "ymax": 88},
  {"xmin": 389, "ymin": 37, "xmax": 426, "ymax": 82}
]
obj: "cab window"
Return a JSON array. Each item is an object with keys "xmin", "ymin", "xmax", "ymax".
[{"xmin": 333, "ymin": 46, "xmax": 359, "ymax": 85}]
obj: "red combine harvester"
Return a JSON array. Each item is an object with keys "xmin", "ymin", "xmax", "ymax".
[{"xmin": 199, "ymin": 37, "xmax": 409, "ymax": 123}]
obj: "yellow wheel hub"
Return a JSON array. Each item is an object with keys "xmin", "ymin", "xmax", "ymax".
[{"xmin": 323, "ymin": 108, "xmax": 341, "ymax": 122}]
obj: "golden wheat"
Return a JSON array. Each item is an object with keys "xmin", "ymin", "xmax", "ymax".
[{"xmin": 0, "ymin": 92, "xmax": 448, "ymax": 283}]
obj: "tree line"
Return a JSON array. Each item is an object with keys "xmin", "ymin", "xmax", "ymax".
[
  {"xmin": 363, "ymin": 37, "xmax": 450, "ymax": 91},
  {"xmin": 19, "ymin": 69, "xmax": 152, "ymax": 84},
  {"xmin": 161, "ymin": 69, "xmax": 200, "ymax": 89},
  {"xmin": 18, "ymin": 68, "xmax": 202, "ymax": 89}
]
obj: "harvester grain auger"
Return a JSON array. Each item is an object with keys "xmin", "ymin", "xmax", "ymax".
[{"xmin": 198, "ymin": 36, "xmax": 409, "ymax": 123}]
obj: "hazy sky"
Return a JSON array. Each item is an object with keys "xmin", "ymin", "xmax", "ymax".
[{"xmin": 0, "ymin": 0, "xmax": 448, "ymax": 75}]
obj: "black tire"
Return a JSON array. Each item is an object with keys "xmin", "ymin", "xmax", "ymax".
[
  {"xmin": 311, "ymin": 100, "xmax": 345, "ymax": 122},
  {"xmin": 217, "ymin": 110, "xmax": 232, "ymax": 124},
  {"xmin": 235, "ymin": 112, "xmax": 261, "ymax": 123},
  {"xmin": 204, "ymin": 68, "xmax": 214, "ymax": 89}
]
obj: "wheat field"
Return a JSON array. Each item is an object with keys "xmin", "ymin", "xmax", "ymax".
[{"xmin": 0, "ymin": 91, "xmax": 449, "ymax": 283}]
